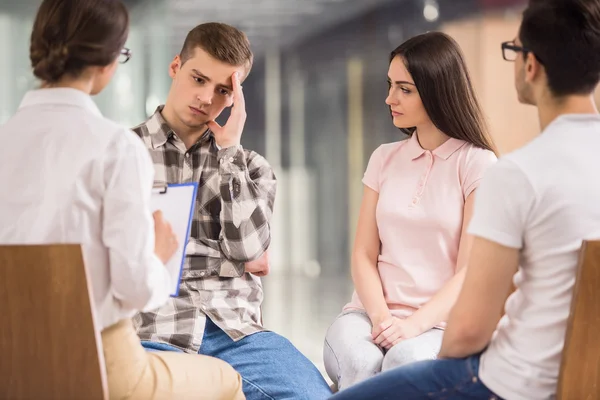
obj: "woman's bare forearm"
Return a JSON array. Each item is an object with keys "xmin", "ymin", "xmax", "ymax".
[{"xmin": 351, "ymin": 252, "xmax": 390, "ymax": 325}]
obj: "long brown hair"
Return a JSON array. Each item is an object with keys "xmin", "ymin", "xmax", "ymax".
[
  {"xmin": 30, "ymin": 0, "xmax": 129, "ymax": 83},
  {"xmin": 390, "ymin": 32, "xmax": 496, "ymax": 153}
]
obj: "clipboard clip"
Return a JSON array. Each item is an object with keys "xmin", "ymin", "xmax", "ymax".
[{"xmin": 153, "ymin": 182, "xmax": 168, "ymax": 194}]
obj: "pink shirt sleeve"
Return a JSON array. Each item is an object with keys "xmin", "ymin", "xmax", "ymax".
[
  {"xmin": 461, "ymin": 148, "xmax": 498, "ymax": 199},
  {"xmin": 362, "ymin": 145, "xmax": 385, "ymax": 192}
]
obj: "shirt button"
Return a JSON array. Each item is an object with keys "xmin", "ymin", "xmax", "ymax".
[
  {"xmin": 229, "ymin": 157, "xmax": 234, "ymax": 163},
  {"xmin": 199, "ymin": 271, "xmax": 206, "ymax": 277},
  {"xmin": 185, "ymin": 153, "xmax": 190, "ymax": 158}
]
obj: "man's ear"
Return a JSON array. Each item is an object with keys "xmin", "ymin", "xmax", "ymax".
[
  {"xmin": 169, "ymin": 55, "xmax": 182, "ymax": 79},
  {"xmin": 524, "ymin": 52, "xmax": 543, "ymax": 84}
]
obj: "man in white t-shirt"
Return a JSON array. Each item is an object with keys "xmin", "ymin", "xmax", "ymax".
[{"xmin": 329, "ymin": 1, "xmax": 600, "ymax": 399}]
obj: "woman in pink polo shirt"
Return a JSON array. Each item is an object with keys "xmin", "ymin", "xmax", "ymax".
[{"xmin": 323, "ymin": 31, "xmax": 497, "ymax": 391}]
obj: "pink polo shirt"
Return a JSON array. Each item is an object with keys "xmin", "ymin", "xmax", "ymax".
[{"xmin": 344, "ymin": 133, "xmax": 497, "ymax": 325}]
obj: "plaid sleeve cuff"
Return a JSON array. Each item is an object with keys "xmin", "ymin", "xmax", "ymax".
[
  {"xmin": 219, "ymin": 258, "xmax": 245, "ymax": 277},
  {"xmin": 217, "ymin": 145, "xmax": 247, "ymax": 173}
]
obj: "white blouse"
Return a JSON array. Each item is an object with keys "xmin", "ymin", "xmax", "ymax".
[{"xmin": 0, "ymin": 88, "xmax": 171, "ymax": 330}]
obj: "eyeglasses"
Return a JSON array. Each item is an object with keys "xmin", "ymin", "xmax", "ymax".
[
  {"xmin": 119, "ymin": 47, "xmax": 132, "ymax": 64},
  {"xmin": 501, "ymin": 41, "xmax": 529, "ymax": 61},
  {"xmin": 501, "ymin": 41, "xmax": 543, "ymax": 64}
]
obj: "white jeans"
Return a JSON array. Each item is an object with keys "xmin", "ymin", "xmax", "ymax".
[{"xmin": 323, "ymin": 310, "xmax": 444, "ymax": 391}]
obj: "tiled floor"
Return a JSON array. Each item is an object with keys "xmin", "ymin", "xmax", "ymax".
[{"xmin": 261, "ymin": 272, "xmax": 354, "ymax": 380}]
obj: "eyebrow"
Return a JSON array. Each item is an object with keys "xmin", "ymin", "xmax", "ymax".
[
  {"xmin": 191, "ymin": 69, "xmax": 233, "ymax": 91},
  {"xmin": 387, "ymin": 78, "xmax": 416, "ymax": 86}
]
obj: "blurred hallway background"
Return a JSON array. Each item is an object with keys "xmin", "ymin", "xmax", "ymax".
[{"xmin": 4, "ymin": 0, "xmax": 597, "ymax": 377}]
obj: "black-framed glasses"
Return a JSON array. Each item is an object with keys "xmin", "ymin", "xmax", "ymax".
[
  {"xmin": 501, "ymin": 41, "xmax": 529, "ymax": 61},
  {"xmin": 119, "ymin": 47, "xmax": 132, "ymax": 64},
  {"xmin": 501, "ymin": 41, "xmax": 543, "ymax": 64}
]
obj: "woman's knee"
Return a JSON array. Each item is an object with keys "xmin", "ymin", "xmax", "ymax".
[
  {"xmin": 324, "ymin": 338, "xmax": 384, "ymax": 388},
  {"xmin": 381, "ymin": 336, "xmax": 441, "ymax": 371},
  {"xmin": 323, "ymin": 338, "xmax": 341, "ymax": 384},
  {"xmin": 149, "ymin": 352, "xmax": 244, "ymax": 400},
  {"xmin": 324, "ymin": 312, "xmax": 384, "ymax": 384},
  {"xmin": 212, "ymin": 359, "xmax": 245, "ymax": 400}
]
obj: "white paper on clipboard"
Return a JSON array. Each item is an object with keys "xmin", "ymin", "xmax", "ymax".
[{"xmin": 150, "ymin": 182, "xmax": 198, "ymax": 296}]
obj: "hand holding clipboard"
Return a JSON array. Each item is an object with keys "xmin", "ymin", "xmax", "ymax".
[
  {"xmin": 151, "ymin": 182, "xmax": 198, "ymax": 296},
  {"xmin": 152, "ymin": 210, "xmax": 179, "ymax": 265}
]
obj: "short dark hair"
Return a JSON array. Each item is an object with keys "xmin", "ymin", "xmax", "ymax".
[
  {"xmin": 180, "ymin": 22, "xmax": 253, "ymax": 72},
  {"xmin": 520, "ymin": 0, "xmax": 600, "ymax": 96},
  {"xmin": 30, "ymin": 0, "xmax": 129, "ymax": 83},
  {"xmin": 390, "ymin": 32, "xmax": 496, "ymax": 153}
]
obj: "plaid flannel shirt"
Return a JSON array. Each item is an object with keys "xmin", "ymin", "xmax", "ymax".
[{"xmin": 131, "ymin": 106, "xmax": 277, "ymax": 353}]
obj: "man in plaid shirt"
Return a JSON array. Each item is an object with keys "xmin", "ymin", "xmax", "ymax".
[{"xmin": 132, "ymin": 22, "xmax": 331, "ymax": 400}]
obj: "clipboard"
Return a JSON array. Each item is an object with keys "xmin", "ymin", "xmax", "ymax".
[{"xmin": 151, "ymin": 182, "xmax": 198, "ymax": 296}]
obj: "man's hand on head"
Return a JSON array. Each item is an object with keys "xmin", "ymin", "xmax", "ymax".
[
  {"xmin": 207, "ymin": 72, "xmax": 246, "ymax": 149},
  {"xmin": 245, "ymin": 251, "xmax": 270, "ymax": 276}
]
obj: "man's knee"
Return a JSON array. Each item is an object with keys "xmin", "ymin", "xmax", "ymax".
[{"xmin": 233, "ymin": 332, "xmax": 330, "ymax": 399}]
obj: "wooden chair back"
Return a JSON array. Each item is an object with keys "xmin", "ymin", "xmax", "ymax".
[
  {"xmin": 0, "ymin": 245, "xmax": 107, "ymax": 400},
  {"xmin": 557, "ymin": 240, "xmax": 600, "ymax": 399}
]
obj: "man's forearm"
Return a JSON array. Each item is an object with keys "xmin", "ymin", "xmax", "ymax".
[
  {"xmin": 439, "ymin": 308, "xmax": 495, "ymax": 359},
  {"xmin": 409, "ymin": 269, "xmax": 467, "ymax": 333},
  {"xmin": 218, "ymin": 173, "xmax": 272, "ymax": 262},
  {"xmin": 439, "ymin": 332, "xmax": 490, "ymax": 359},
  {"xmin": 216, "ymin": 146, "xmax": 276, "ymax": 263}
]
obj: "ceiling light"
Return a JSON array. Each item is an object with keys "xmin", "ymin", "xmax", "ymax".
[{"xmin": 423, "ymin": 0, "xmax": 439, "ymax": 22}]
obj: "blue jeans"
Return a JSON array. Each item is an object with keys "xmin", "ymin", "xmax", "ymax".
[
  {"xmin": 329, "ymin": 353, "xmax": 502, "ymax": 400},
  {"xmin": 142, "ymin": 318, "xmax": 332, "ymax": 400}
]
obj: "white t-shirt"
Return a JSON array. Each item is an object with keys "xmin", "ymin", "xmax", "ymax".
[
  {"xmin": 0, "ymin": 88, "xmax": 172, "ymax": 331},
  {"xmin": 468, "ymin": 114, "xmax": 600, "ymax": 400}
]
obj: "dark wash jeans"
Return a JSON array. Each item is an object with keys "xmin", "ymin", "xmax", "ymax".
[{"xmin": 329, "ymin": 352, "xmax": 503, "ymax": 400}]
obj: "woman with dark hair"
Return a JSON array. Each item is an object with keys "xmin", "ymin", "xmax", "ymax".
[
  {"xmin": 0, "ymin": 0, "xmax": 244, "ymax": 398},
  {"xmin": 323, "ymin": 31, "xmax": 497, "ymax": 391}
]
